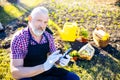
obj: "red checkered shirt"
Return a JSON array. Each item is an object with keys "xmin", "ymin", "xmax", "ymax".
[{"xmin": 10, "ymin": 27, "xmax": 56, "ymax": 59}]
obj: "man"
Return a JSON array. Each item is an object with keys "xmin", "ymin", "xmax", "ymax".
[{"xmin": 10, "ymin": 6, "xmax": 80, "ymax": 80}]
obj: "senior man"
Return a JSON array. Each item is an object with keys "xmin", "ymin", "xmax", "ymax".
[{"xmin": 10, "ymin": 6, "xmax": 80, "ymax": 80}]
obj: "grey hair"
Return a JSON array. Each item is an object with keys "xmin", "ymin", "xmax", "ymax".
[{"xmin": 30, "ymin": 6, "xmax": 49, "ymax": 18}]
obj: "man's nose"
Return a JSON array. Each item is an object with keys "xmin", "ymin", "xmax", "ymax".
[
  {"xmin": 39, "ymin": 24, "xmax": 44, "ymax": 30},
  {"xmin": 38, "ymin": 25, "xmax": 43, "ymax": 30},
  {"xmin": 39, "ymin": 22, "xmax": 44, "ymax": 27}
]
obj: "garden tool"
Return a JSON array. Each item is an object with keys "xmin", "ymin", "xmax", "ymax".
[
  {"xmin": 59, "ymin": 22, "xmax": 80, "ymax": 42},
  {"xmin": 56, "ymin": 48, "xmax": 73, "ymax": 64},
  {"xmin": 61, "ymin": 48, "xmax": 73, "ymax": 59},
  {"xmin": 49, "ymin": 20, "xmax": 80, "ymax": 42}
]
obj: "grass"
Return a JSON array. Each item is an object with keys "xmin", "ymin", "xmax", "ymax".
[
  {"xmin": 0, "ymin": 49, "xmax": 13, "ymax": 80},
  {"xmin": 20, "ymin": 0, "xmax": 44, "ymax": 8},
  {"xmin": 0, "ymin": 0, "xmax": 120, "ymax": 80},
  {"xmin": 0, "ymin": 0, "xmax": 43, "ymax": 25},
  {"xmin": 47, "ymin": 0, "xmax": 120, "ymax": 80},
  {"xmin": 0, "ymin": 2, "xmax": 24, "ymax": 24}
]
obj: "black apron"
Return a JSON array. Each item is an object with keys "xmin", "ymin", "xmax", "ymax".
[{"xmin": 23, "ymin": 29, "xmax": 69, "ymax": 80}]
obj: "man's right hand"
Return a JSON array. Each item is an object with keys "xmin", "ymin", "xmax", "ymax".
[
  {"xmin": 10, "ymin": 50, "xmax": 62, "ymax": 79},
  {"xmin": 43, "ymin": 50, "xmax": 62, "ymax": 71}
]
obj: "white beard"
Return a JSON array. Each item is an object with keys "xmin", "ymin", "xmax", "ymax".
[{"xmin": 29, "ymin": 22, "xmax": 44, "ymax": 37}]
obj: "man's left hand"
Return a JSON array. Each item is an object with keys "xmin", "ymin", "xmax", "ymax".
[{"xmin": 59, "ymin": 55, "xmax": 70, "ymax": 66}]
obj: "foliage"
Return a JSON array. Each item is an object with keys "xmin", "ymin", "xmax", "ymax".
[
  {"xmin": 20, "ymin": 0, "xmax": 43, "ymax": 8},
  {"xmin": 0, "ymin": 0, "xmax": 43, "ymax": 25},
  {"xmin": 80, "ymin": 27, "xmax": 89, "ymax": 38},
  {"xmin": 0, "ymin": 49, "xmax": 14, "ymax": 80},
  {"xmin": 0, "ymin": 2, "xmax": 24, "ymax": 24},
  {"xmin": 70, "ymin": 50, "xmax": 79, "ymax": 57}
]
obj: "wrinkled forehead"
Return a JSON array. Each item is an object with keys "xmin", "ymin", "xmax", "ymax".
[
  {"xmin": 33, "ymin": 12, "xmax": 49, "ymax": 20},
  {"xmin": 30, "ymin": 7, "xmax": 49, "ymax": 19}
]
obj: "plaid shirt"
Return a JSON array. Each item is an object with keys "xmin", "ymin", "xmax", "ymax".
[{"xmin": 10, "ymin": 27, "xmax": 56, "ymax": 59}]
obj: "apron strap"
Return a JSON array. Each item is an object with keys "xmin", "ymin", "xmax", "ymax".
[
  {"xmin": 28, "ymin": 28, "xmax": 49, "ymax": 45},
  {"xmin": 43, "ymin": 32, "xmax": 49, "ymax": 43}
]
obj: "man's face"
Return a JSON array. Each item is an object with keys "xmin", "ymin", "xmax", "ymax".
[{"xmin": 29, "ymin": 13, "xmax": 49, "ymax": 36}]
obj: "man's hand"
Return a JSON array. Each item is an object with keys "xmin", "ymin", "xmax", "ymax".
[
  {"xmin": 43, "ymin": 50, "xmax": 62, "ymax": 71},
  {"xmin": 59, "ymin": 55, "xmax": 70, "ymax": 66}
]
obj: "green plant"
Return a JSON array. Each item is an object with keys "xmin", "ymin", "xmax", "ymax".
[
  {"xmin": 80, "ymin": 18, "xmax": 85, "ymax": 23},
  {"xmin": 80, "ymin": 27, "xmax": 89, "ymax": 38},
  {"xmin": 70, "ymin": 50, "xmax": 79, "ymax": 57}
]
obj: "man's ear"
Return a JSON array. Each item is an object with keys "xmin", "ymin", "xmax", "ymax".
[{"xmin": 28, "ymin": 15, "xmax": 32, "ymax": 22}]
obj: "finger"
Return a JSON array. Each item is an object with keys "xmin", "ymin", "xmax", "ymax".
[
  {"xmin": 61, "ymin": 57, "xmax": 70, "ymax": 63},
  {"xmin": 59, "ymin": 61, "xmax": 66, "ymax": 66},
  {"xmin": 59, "ymin": 60, "xmax": 67, "ymax": 66},
  {"xmin": 58, "ymin": 54, "xmax": 62, "ymax": 58},
  {"xmin": 52, "ymin": 50, "xmax": 60, "ymax": 55},
  {"xmin": 54, "ymin": 54, "xmax": 62, "ymax": 62},
  {"xmin": 60, "ymin": 58, "xmax": 68, "ymax": 63}
]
